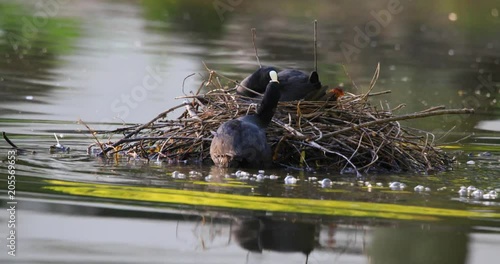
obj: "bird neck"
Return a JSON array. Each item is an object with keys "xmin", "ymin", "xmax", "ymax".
[{"xmin": 256, "ymin": 82, "xmax": 280, "ymax": 128}]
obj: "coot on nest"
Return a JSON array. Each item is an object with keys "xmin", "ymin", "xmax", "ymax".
[
  {"xmin": 211, "ymin": 70, "xmax": 281, "ymax": 168},
  {"xmin": 236, "ymin": 66, "xmax": 277, "ymax": 97},
  {"xmin": 236, "ymin": 66, "xmax": 321, "ymax": 101}
]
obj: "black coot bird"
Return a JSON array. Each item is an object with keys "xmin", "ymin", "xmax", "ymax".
[
  {"xmin": 236, "ymin": 66, "xmax": 321, "ymax": 101},
  {"xmin": 236, "ymin": 66, "xmax": 277, "ymax": 97},
  {"xmin": 278, "ymin": 69, "xmax": 321, "ymax": 101},
  {"xmin": 211, "ymin": 71, "xmax": 281, "ymax": 168}
]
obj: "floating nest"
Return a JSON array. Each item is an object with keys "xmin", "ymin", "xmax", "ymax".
[{"xmin": 86, "ymin": 64, "xmax": 473, "ymax": 175}]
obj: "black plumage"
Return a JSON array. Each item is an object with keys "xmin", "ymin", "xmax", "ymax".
[{"xmin": 211, "ymin": 71, "xmax": 281, "ymax": 168}]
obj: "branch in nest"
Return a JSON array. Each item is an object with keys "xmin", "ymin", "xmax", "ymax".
[
  {"xmin": 273, "ymin": 118, "xmax": 361, "ymax": 176},
  {"xmin": 322, "ymin": 108, "xmax": 474, "ymax": 139}
]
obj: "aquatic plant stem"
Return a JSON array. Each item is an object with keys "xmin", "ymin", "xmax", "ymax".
[
  {"xmin": 313, "ymin": 20, "xmax": 318, "ymax": 72},
  {"xmin": 251, "ymin": 28, "xmax": 261, "ymax": 68}
]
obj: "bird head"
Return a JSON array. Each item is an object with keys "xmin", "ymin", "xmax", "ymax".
[
  {"xmin": 327, "ymin": 87, "xmax": 345, "ymax": 100},
  {"xmin": 269, "ymin": 70, "xmax": 279, "ymax": 83},
  {"xmin": 331, "ymin": 87, "xmax": 344, "ymax": 97}
]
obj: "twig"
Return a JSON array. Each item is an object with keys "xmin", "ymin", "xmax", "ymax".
[
  {"xmin": 2, "ymin": 132, "xmax": 19, "ymax": 149},
  {"xmin": 184, "ymin": 100, "xmax": 202, "ymax": 121},
  {"xmin": 182, "ymin": 73, "xmax": 196, "ymax": 96},
  {"xmin": 201, "ymin": 63, "xmax": 264, "ymax": 97},
  {"xmin": 368, "ymin": 90, "xmax": 391, "ymax": 96},
  {"xmin": 99, "ymin": 102, "xmax": 189, "ymax": 155},
  {"xmin": 306, "ymin": 119, "xmax": 322, "ymax": 140},
  {"xmin": 251, "ymin": 28, "xmax": 261, "ymax": 68},
  {"xmin": 342, "ymin": 131, "xmax": 365, "ymax": 172},
  {"xmin": 436, "ymin": 125, "xmax": 456, "ymax": 142},
  {"xmin": 322, "ymin": 108, "xmax": 474, "ymax": 139},
  {"xmin": 313, "ymin": 20, "xmax": 318, "ymax": 72},
  {"xmin": 441, "ymin": 133, "xmax": 474, "ymax": 144},
  {"xmin": 391, "ymin": 103, "xmax": 406, "ymax": 112},
  {"xmin": 273, "ymin": 118, "xmax": 361, "ymax": 176},
  {"xmin": 114, "ymin": 138, "xmax": 206, "ymax": 156},
  {"xmin": 361, "ymin": 63, "xmax": 380, "ymax": 100},
  {"xmin": 419, "ymin": 105, "xmax": 446, "ymax": 113},
  {"xmin": 78, "ymin": 119, "xmax": 106, "ymax": 154}
]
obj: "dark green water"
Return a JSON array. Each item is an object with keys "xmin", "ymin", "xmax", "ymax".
[{"xmin": 0, "ymin": 0, "xmax": 499, "ymax": 263}]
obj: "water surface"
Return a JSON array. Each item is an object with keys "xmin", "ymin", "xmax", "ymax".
[{"xmin": 0, "ymin": 0, "xmax": 499, "ymax": 263}]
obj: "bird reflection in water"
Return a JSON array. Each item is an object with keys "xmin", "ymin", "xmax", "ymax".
[{"xmin": 233, "ymin": 217, "xmax": 318, "ymax": 264}]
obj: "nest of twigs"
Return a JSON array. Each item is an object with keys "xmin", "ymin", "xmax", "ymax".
[{"xmin": 87, "ymin": 64, "xmax": 473, "ymax": 175}]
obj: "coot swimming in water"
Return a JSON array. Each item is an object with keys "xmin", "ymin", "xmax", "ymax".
[
  {"xmin": 236, "ymin": 67, "xmax": 321, "ymax": 101},
  {"xmin": 211, "ymin": 71, "xmax": 281, "ymax": 168}
]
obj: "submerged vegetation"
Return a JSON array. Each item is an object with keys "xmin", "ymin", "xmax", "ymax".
[{"xmin": 85, "ymin": 64, "xmax": 473, "ymax": 175}]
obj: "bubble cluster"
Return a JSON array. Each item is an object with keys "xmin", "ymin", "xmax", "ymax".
[
  {"xmin": 471, "ymin": 189, "xmax": 484, "ymax": 199},
  {"xmin": 269, "ymin": 175, "xmax": 279, "ymax": 180},
  {"xmin": 483, "ymin": 190, "xmax": 498, "ymax": 200},
  {"xmin": 189, "ymin": 171, "xmax": 201, "ymax": 177},
  {"xmin": 239, "ymin": 170, "xmax": 281, "ymax": 181},
  {"xmin": 389, "ymin": 182, "xmax": 407, "ymax": 191},
  {"xmin": 284, "ymin": 175, "xmax": 298, "ymax": 185},
  {"xmin": 171, "ymin": 171, "xmax": 186, "ymax": 179},
  {"xmin": 308, "ymin": 176, "xmax": 318, "ymax": 182},
  {"xmin": 320, "ymin": 178, "xmax": 332, "ymax": 188},
  {"xmin": 235, "ymin": 170, "xmax": 250, "ymax": 178},
  {"xmin": 414, "ymin": 185, "xmax": 431, "ymax": 192},
  {"xmin": 458, "ymin": 186, "xmax": 498, "ymax": 200}
]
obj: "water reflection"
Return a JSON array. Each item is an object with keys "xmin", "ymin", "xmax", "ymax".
[
  {"xmin": 142, "ymin": 0, "xmax": 226, "ymax": 39},
  {"xmin": 369, "ymin": 224, "xmax": 468, "ymax": 264},
  {"xmin": 234, "ymin": 217, "xmax": 317, "ymax": 258},
  {"xmin": 2, "ymin": 197, "xmax": 496, "ymax": 264},
  {"xmin": 0, "ymin": 2, "xmax": 79, "ymax": 110},
  {"xmin": 0, "ymin": 0, "xmax": 499, "ymax": 263}
]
